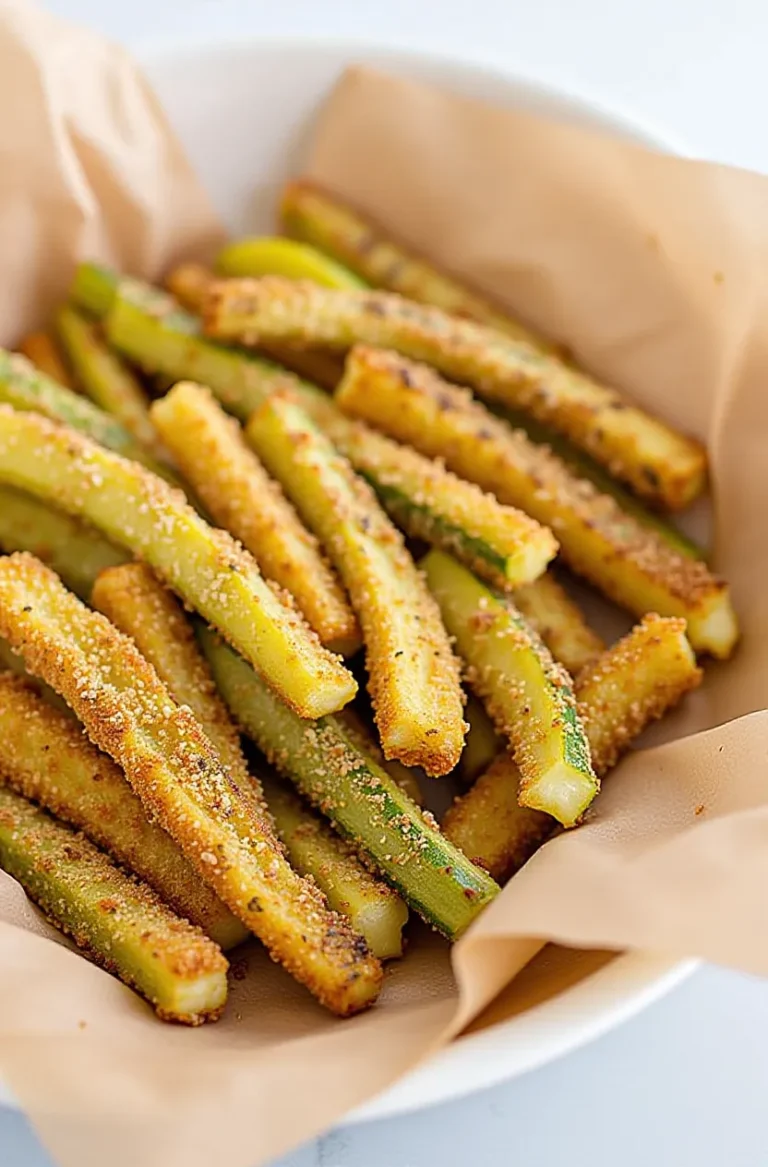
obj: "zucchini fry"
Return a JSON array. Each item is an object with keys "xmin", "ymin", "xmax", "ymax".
[
  {"xmin": 0, "ymin": 786, "xmax": 228, "ymax": 1023},
  {"xmin": 328, "ymin": 417, "xmax": 556, "ymax": 590},
  {"xmin": 204, "ymin": 278, "xmax": 707, "ymax": 510},
  {"xmin": 0, "ymin": 486, "xmax": 126, "ymax": 599},
  {"xmin": 443, "ymin": 614, "xmax": 702, "ymax": 880},
  {"xmin": 0, "ymin": 672, "xmax": 246, "ymax": 950},
  {"xmin": 0, "ymin": 554, "xmax": 382, "ymax": 1016},
  {"xmin": 246, "ymin": 391, "xmax": 465, "ymax": 775},
  {"xmin": 495, "ymin": 404, "xmax": 705, "ymax": 560},
  {"xmin": 91, "ymin": 563, "xmax": 258, "ymax": 798},
  {"xmin": 54, "ymin": 306, "xmax": 161, "ymax": 453},
  {"xmin": 198, "ymin": 624, "xmax": 499, "ymax": 940},
  {"xmin": 17, "ymin": 331, "xmax": 76, "ymax": 389},
  {"xmin": 456, "ymin": 577, "xmax": 602, "ymax": 784},
  {"xmin": 78, "ymin": 266, "xmax": 281, "ymax": 421},
  {"xmin": 281, "ymin": 180, "xmax": 554, "ymax": 351},
  {"xmin": 150, "ymin": 382, "xmax": 360, "ymax": 655},
  {"xmin": 0, "ymin": 349, "xmax": 172, "ymax": 479},
  {"xmin": 261, "ymin": 774, "xmax": 408, "ymax": 960},
  {"xmin": 0, "ymin": 406, "xmax": 356, "ymax": 719},
  {"xmin": 215, "ymin": 236, "xmax": 367, "ymax": 289},
  {"xmin": 424, "ymin": 550, "xmax": 597, "ymax": 827},
  {"xmin": 164, "ymin": 261, "xmax": 346, "ymax": 389},
  {"xmin": 335, "ymin": 348, "xmax": 737, "ymax": 659},
  {"xmin": 513, "ymin": 574, "xmax": 605, "ymax": 676}
]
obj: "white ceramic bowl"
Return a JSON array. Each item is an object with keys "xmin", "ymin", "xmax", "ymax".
[{"xmin": 0, "ymin": 38, "xmax": 695, "ymax": 1124}]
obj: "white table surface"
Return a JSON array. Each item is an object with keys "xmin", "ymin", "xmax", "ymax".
[{"xmin": 5, "ymin": 1, "xmax": 768, "ymax": 1165}]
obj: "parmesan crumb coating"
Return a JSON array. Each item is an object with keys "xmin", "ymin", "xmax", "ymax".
[
  {"xmin": 204, "ymin": 277, "xmax": 706, "ymax": 509},
  {"xmin": 246, "ymin": 391, "xmax": 466, "ymax": 775},
  {"xmin": 0, "ymin": 403, "xmax": 357, "ymax": 718},
  {"xmin": 0, "ymin": 671, "xmax": 246, "ymax": 949},
  {"xmin": 91, "ymin": 562, "xmax": 261, "ymax": 808},
  {"xmin": 151, "ymin": 382, "xmax": 359, "ymax": 654},
  {"xmin": 443, "ymin": 614, "xmax": 702, "ymax": 881},
  {"xmin": 0, "ymin": 785, "xmax": 228, "ymax": 1024},
  {"xmin": 333, "ymin": 348, "xmax": 737, "ymax": 659},
  {"xmin": 0, "ymin": 554, "xmax": 382, "ymax": 1017}
]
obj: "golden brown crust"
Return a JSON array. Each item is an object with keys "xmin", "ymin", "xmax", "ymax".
[
  {"xmin": 444, "ymin": 614, "xmax": 702, "ymax": 879},
  {"xmin": 0, "ymin": 553, "xmax": 382, "ymax": 1016},
  {"xmin": 334, "ymin": 349, "xmax": 731, "ymax": 636},
  {"xmin": 17, "ymin": 331, "xmax": 76, "ymax": 390},
  {"xmin": 577, "ymin": 613, "xmax": 702, "ymax": 773},
  {"xmin": 246, "ymin": 391, "xmax": 467, "ymax": 776},
  {"xmin": 204, "ymin": 276, "xmax": 707, "ymax": 509},
  {"xmin": 513, "ymin": 573, "xmax": 605, "ymax": 677},
  {"xmin": 150, "ymin": 382, "xmax": 359, "ymax": 653}
]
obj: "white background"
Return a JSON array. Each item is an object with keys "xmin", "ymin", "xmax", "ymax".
[{"xmin": 4, "ymin": 1, "xmax": 768, "ymax": 1165}]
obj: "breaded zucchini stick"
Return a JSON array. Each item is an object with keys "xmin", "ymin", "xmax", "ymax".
[
  {"xmin": 0, "ymin": 554, "xmax": 382, "ymax": 1016},
  {"xmin": 443, "ymin": 614, "xmax": 702, "ymax": 880},
  {"xmin": 165, "ymin": 261, "xmax": 347, "ymax": 390},
  {"xmin": 150, "ymin": 382, "xmax": 359, "ymax": 655},
  {"xmin": 494, "ymin": 404, "xmax": 705, "ymax": 560},
  {"xmin": 55, "ymin": 306, "xmax": 161, "ymax": 453},
  {"xmin": 0, "ymin": 349, "xmax": 171, "ymax": 479},
  {"xmin": 0, "ymin": 485, "xmax": 126, "ymax": 599},
  {"xmin": 424, "ymin": 550, "xmax": 597, "ymax": 826},
  {"xmin": 261, "ymin": 774, "xmax": 408, "ymax": 960},
  {"xmin": 0, "ymin": 672, "xmax": 247, "ymax": 949},
  {"xmin": 95, "ymin": 562, "xmax": 405, "ymax": 954},
  {"xmin": 198, "ymin": 624, "xmax": 499, "ymax": 940},
  {"xmin": 280, "ymin": 180, "xmax": 555, "ymax": 351},
  {"xmin": 215, "ymin": 236, "xmax": 367, "ymax": 289},
  {"xmin": 246, "ymin": 391, "xmax": 465, "ymax": 775},
  {"xmin": 72, "ymin": 265, "xmax": 556, "ymax": 589},
  {"xmin": 91, "ymin": 563, "xmax": 257, "ymax": 796},
  {"xmin": 204, "ymin": 278, "xmax": 707, "ymax": 510},
  {"xmin": 334, "ymin": 348, "xmax": 737, "ymax": 658},
  {"xmin": 0, "ymin": 786, "xmax": 228, "ymax": 1023},
  {"xmin": 456, "ymin": 576, "xmax": 602, "ymax": 784},
  {"xmin": 327, "ymin": 415, "xmax": 556, "ymax": 591},
  {"xmin": 17, "ymin": 330, "xmax": 76, "ymax": 389},
  {"xmin": 0, "ymin": 407, "xmax": 356, "ymax": 719}
]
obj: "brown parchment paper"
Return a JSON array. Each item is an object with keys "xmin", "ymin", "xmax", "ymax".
[{"xmin": 3, "ymin": 5, "xmax": 768, "ymax": 1163}]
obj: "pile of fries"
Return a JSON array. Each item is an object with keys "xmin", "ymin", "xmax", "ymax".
[{"xmin": 0, "ymin": 180, "xmax": 735, "ymax": 1024}]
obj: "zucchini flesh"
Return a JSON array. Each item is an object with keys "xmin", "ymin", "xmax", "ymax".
[
  {"xmin": 0, "ymin": 553, "xmax": 382, "ymax": 1017},
  {"xmin": 204, "ymin": 277, "xmax": 707, "ymax": 509},
  {"xmin": 423, "ymin": 550, "xmax": 597, "ymax": 828},
  {"xmin": 198, "ymin": 623, "xmax": 499, "ymax": 941},
  {"xmin": 261, "ymin": 774, "xmax": 408, "ymax": 960},
  {"xmin": 0, "ymin": 406, "xmax": 357, "ymax": 720},
  {"xmin": 0, "ymin": 786, "xmax": 228, "ymax": 1024},
  {"xmin": 443, "ymin": 614, "xmax": 702, "ymax": 880},
  {"xmin": 246, "ymin": 391, "xmax": 465, "ymax": 776},
  {"xmin": 150, "ymin": 381, "xmax": 360, "ymax": 656},
  {"xmin": 334, "ymin": 347, "xmax": 737, "ymax": 659},
  {"xmin": 0, "ymin": 672, "xmax": 246, "ymax": 950}
]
